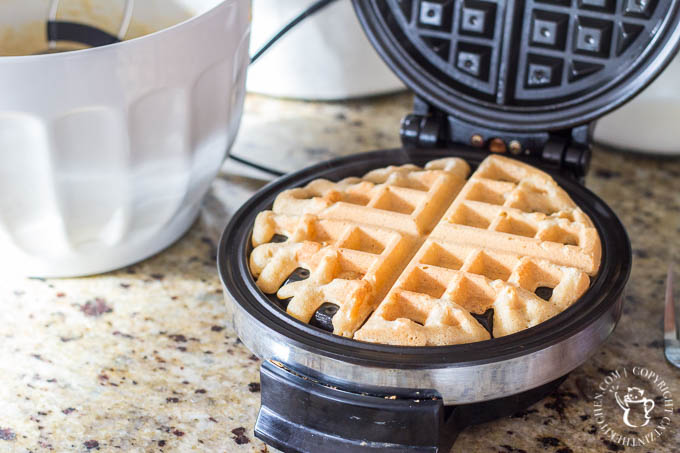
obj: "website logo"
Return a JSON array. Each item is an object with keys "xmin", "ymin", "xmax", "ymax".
[{"xmin": 591, "ymin": 366, "xmax": 674, "ymax": 448}]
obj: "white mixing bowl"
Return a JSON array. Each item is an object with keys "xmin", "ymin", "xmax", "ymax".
[{"xmin": 0, "ymin": 0, "xmax": 250, "ymax": 277}]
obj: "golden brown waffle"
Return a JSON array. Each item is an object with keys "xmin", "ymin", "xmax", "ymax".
[{"xmin": 249, "ymin": 155, "xmax": 601, "ymax": 345}]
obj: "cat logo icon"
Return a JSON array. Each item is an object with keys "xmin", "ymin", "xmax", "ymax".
[{"xmin": 614, "ymin": 386, "xmax": 655, "ymax": 428}]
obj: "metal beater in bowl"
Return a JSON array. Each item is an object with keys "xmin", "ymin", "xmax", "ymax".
[{"xmin": 38, "ymin": 0, "xmax": 134, "ymax": 54}]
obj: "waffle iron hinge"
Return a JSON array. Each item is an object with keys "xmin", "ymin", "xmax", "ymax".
[{"xmin": 400, "ymin": 99, "xmax": 592, "ymax": 181}]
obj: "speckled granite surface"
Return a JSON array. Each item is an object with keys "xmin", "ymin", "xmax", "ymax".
[{"xmin": 1, "ymin": 93, "xmax": 679, "ymax": 453}]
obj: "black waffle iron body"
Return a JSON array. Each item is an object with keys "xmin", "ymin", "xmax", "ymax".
[{"xmin": 218, "ymin": 2, "xmax": 680, "ymax": 452}]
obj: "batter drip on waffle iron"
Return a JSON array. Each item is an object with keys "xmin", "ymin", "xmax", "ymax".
[{"xmin": 249, "ymin": 155, "xmax": 601, "ymax": 345}]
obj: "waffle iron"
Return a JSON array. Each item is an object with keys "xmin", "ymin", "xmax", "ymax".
[{"xmin": 218, "ymin": 1, "xmax": 680, "ymax": 451}]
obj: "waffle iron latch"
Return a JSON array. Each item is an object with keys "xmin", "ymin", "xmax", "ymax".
[{"xmin": 400, "ymin": 99, "xmax": 591, "ymax": 181}]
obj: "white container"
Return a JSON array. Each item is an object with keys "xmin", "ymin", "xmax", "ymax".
[
  {"xmin": 0, "ymin": 0, "xmax": 251, "ymax": 277},
  {"xmin": 594, "ymin": 51, "xmax": 680, "ymax": 155},
  {"xmin": 247, "ymin": 0, "xmax": 404, "ymax": 100}
]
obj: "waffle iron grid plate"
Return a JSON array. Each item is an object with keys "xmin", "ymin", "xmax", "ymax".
[{"xmin": 355, "ymin": 0, "xmax": 680, "ymax": 132}]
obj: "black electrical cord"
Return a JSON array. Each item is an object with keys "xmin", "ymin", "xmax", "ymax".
[
  {"xmin": 229, "ymin": 0, "xmax": 340, "ymax": 176},
  {"xmin": 229, "ymin": 154, "xmax": 285, "ymax": 177}
]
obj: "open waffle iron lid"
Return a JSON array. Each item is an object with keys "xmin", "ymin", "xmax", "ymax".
[{"xmin": 353, "ymin": 0, "xmax": 680, "ymax": 135}]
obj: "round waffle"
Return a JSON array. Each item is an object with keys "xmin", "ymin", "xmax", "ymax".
[{"xmin": 249, "ymin": 155, "xmax": 600, "ymax": 346}]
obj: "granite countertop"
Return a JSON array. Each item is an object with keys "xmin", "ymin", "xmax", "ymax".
[{"xmin": 1, "ymin": 93, "xmax": 679, "ymax": 453}]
